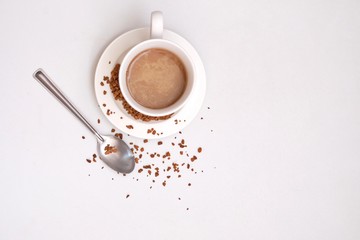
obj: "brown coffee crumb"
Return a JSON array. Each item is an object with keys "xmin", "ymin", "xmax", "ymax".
[
  {"xmin": 114, "ymin": 133, "xmax": 123, "ymax": 139},
  {"xmin": 158, "ymin": 141, "xmax": 163, "ymax": 145},
  {"xmin": 126, "ymin": 125, "xmax": 134, "ymax": 129},
  {"xmin": 138, "ymin": 169, "xmax": 143, "ymax": 173},
  {"xmin": 172, "ymin": 163, "xmax": 180, "ymax": 172},
  {"xmin": 134, "ymin": 158, "xmax": 139, "ymax": 164},
  {"xmin": 97, "ymin": 119, "xmax": 100, "ymax": 124},
  {"xmin": 103, "ymin": 90, "xmax": 107, "ymax": 95},
  {"xmin": 143, "ymin": 139, "xmax": 148, "ymax": 143},
  {"xmin": 178, "ymin": 174, "xmax": 181, "ymax": 178},
  {"xmin": 155, "ymin": 167, "xmax": 160, "ymax": 177},
  {"xmin": 104, "ymin": 144, "xmax": 117, "ymax": 155},
  {"xmin": 166, "ymin": 166, "xmax": 171, "ymax": 171},
  {"xmin": 102, "ymin": 103, "xmax": 106, "ymax": 107},
  {"xmin": 82, "ymin": 136, "xmax": 85, "ymax": 139},
  {"xmin": 100, "ymin": 82, "xmax": 104, "ymax": 86},
  {"xmin": 162, "ymin": 180, "xmax": 166, "ymax": 186},
  {"xmin": 86, "ymin": 159, "xmax": 91, "ymax": 163},
  {"xmin": 167, "ymin": 175, "xmax": 171, "ymax": 179},
  {"xmin": 143, "ymin": 165, "xmax": 151, "ymax": 169},
  {"xmin": 126, "ymin": 194, "xmax": 130, "ymax": 198},
  {"xmin": 188, "ymin": 183, "xmax": 192, "ymax": 186},
  {"xmin": 190, "ymin": 156, "xmax": 198, "ymax": 162},
  {"xmin": 198, "ymin": 147, "xmax": 202, "ymax": 153}
]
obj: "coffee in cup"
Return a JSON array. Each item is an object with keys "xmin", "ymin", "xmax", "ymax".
[
  {"xmin": 126, "ymin": 48, "xmax": 187, "ymax": 109},
  {"xmin": 119, "ymin": 11, "xmax": 195, "ymax": 117}
]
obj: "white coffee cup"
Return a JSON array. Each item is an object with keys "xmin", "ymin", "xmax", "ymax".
[{"xmin": 119, "ymin": 11, "xmax": 195, "ymax": 117}]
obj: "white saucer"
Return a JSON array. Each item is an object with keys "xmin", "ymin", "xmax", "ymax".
[{"xmin": 94, "ymin": 28, "xmax": 206, "ymax": 139}]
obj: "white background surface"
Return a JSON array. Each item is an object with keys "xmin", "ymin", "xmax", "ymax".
[{"xmin": 1, "ymin": 0, "xmax": 360, "ymax": 239}]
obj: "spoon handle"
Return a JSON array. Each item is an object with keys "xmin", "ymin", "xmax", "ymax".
[{"xmin": 33, "ymin": 69, "xmax": 104, "ymax": 142}]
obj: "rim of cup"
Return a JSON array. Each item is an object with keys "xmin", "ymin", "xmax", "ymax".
[{"xmin": 119, "ymin": 39, "xmax": 195, "ymax": 117}]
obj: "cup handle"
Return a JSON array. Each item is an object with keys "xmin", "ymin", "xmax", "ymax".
[{"xmin": 150, "ymin": 11, "xmax": 163, "ymax": 39}]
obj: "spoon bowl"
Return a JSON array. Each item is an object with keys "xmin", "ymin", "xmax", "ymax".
[{"xmin": 98, "ymin": 136, "xmax": 135, "ymax": 173}]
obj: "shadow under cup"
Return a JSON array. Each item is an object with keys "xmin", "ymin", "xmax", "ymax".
[{"xmin": 119, "ymin": 39, "xmax": 195, "ymax": 117}]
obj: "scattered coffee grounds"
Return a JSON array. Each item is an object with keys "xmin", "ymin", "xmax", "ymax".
[
  {"xmin": 158, "ymin": 141, "xmax": 163, "ymax": 145},
  {"xmin": 197, "ymin": 147, "xmax": 202, "ymax": 153},
  {"xmin": 104, "ymin": 144, "xmax": 117, "ymax": 155},
  {"xmin": 111, "ymin": 128, "xmax": 116, "ymax": 133},
  {"xmin": 114, "ymin": 133, "xmax": 123, "ymax": 139},
  {"xmin": 126, "ymin": 125, "xmax": 134, "ymax": 129},
  {"xmin": 104, "ymin": 64, "xmax": 172, "ymax": 122},
  {"xmin": 190, "ymin": 156, "xmax": 197, "ymax": 162},
  {"xmin": 162, "ymin": 180, "xmax": 166, "ymax": 186},
  {"xmin": 103, "ymin": 90, "xmax": 107, "ymax": 95}
]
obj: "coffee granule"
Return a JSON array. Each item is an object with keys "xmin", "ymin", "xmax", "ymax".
[
  {"xmin": 172, "ymin": 163, "xmax": 180, "ymax": 172},
  {"xmin": 126, "ymin": 194, "xmax": 130, "ymax": 198},
  {"xmin": 115, "ymin": 133, "xmax": 123, "ymax": 139},
  {"xmin": 190, "ymin": 156, "xmax": 198, "ymax": 162},
  {"xmin": 158, "ymin": 141, "xmax": 163, "ymax": 145},
  {"xmin": 86, "ymin": 159, "xmax": 91, "ymax": 163},
  {"xmin": 82, "ymin": 136, "xmax": 85, "ymax": 139},
  {"xmin": 126, "ymin": 125, "xmax": 134, "ymax": 129},
  {"xmin": 97, "ymin": 119, "xmax": 100, "ymax": 124},
  {"xmin": 198, "ymin": 147, "xmax": 202, "ymax": 153},
  {"xmin": 104, "ymin": 144, "xmax": 117, "ymax": 155},
  {"xmin": 162, "ymin": 180, "xmax": 166, "ymax": 186}
]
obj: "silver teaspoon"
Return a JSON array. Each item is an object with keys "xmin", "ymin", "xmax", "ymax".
[{"xmin": 33, "ymin": 69, "xmax": 135, "ymax": 174}]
